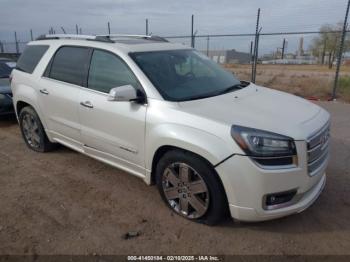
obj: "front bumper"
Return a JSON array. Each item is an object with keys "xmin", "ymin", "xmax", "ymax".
[{"xmin": 215, "ymin": 141, "xmax": 328, "ymax": 222}]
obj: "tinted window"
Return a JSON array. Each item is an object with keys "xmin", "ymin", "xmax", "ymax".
[
  {"xmin": 16, "ymin": 45, "xmax": 49, "ymax": 73},
  {"xmin": 49, "ymin": 46, "xmax": 90, "ymax": 86},
  {"xmin": 88, "ymin": 49, "xmax": 140, "ymax": 93}
]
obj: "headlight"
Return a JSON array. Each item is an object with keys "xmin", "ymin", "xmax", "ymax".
[{"xmin": 231, "ymin": 125, "xmax": 297, "ymax": 166}]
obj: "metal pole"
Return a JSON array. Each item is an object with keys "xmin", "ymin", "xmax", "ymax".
[
  {"xmin": 206, "ymin": 35, "xmax": 210, "ymax": 56},
  {"xmin": 333, "ymin": 0, "xmax": 350, "ymax": 100},
  {"xmin": 76, "ymin": 24, "xmax": 79, "ymax": 34},
  {"xmin": 108, "ymin": 22, "xmax": 111, "ymax": 35},
  {"xmin": 61, "ymin": 27, "xmax": 66, "ymax": 34},
  {"xmin": 191, "ymin": 14, "xmax": 194, "ymax": 48},
  {"xmin": 0, "ymin": 41, "xmax": 4, "ymax": 53},
  {"xmin": 251, "ymin": 8, "xmax": 261, "ymax": 83},
  {"xmin": 146, "ymin": 19, "xmax": 149, "ymax": 35},
  {"xmin": 281, "ymin": 38, "xmax": 286, "ymax": 59},
  {"xmin": 30, "ymin": 29, "xmax": 33, "ymax": 41},
  {"xmin": 14, "ymin": 31, "xmax": 19, "ymax": 54}
]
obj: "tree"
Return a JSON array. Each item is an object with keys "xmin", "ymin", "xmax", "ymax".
[{"xmin": 310, "ymin": 23, "xmax": 350, "ymax": 68}]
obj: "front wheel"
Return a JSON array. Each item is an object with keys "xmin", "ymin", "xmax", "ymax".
[{"xmin": 156, "ymin": 150, "xmax": 228, "ymax": 225}]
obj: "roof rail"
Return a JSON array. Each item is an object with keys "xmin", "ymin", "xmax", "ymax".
[
  {"xmin": 97, "ymin": 34, "xmax": 169, "ymax": 42},
  {"xmin": 35, "ymin": 33, "xmax": 168, "ymax": 43},
  {"xmin": 35, "ymin": 34, "xmax": 114, "ymax": 43}
]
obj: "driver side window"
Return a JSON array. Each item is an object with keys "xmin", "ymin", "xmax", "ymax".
[{"xmin": 88, "ymin": 49, "xmax": 140, "ymax": 93}]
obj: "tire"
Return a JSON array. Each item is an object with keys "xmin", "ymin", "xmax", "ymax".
[
  {"xmin": 156, "ymin": 149, "xmax": 228, "ymax": 225},
  {"xmin": 19, "ymin": 106, "xmax": 56, "ymax": 152}
]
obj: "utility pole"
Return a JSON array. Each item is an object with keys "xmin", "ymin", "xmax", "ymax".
[
  {"xmin": 281, "ymin": 38, "xmax": 286, "ymax": 59},
  {"xmin": 191, "ymin": 14, "xmax": 194, "ymax": 48},
  {"xmin": 333, "ymin": 0, "xmax": 350, "ymax": 100},
  {"xmin": 30, "ymin": 29, "xmax": 33, "ymax": 41},
  {"xmin": 14, "ymin": 31, "xmax": 19, "ymax": 54},
  {"xmin": 108, "ymin": 22, "xmax": 111, "ymax": 35},
  {"xmin": 251, "ymin": 8, "xmax": 261, "ymax": 83},
  {"xmin": 146, "ymin": 19, "xmax": 149, "ymax": 35},
  {"xmin": 206, "ymin": 35, "xmax": 210, "ymax": 56}
]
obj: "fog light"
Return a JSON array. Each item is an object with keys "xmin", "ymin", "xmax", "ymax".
[{"xmin": 265, "ymin": 189, "xmax": 297, "ymax": 209}]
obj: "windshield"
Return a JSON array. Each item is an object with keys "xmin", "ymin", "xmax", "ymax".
[{"xmin": 130, "ymin": 49, "xmax": 242, "ymax": 101}]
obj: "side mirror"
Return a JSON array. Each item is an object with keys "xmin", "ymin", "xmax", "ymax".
[{"xmin": 108, "ymin": 84, "xmax": 144, "ymax": 103}]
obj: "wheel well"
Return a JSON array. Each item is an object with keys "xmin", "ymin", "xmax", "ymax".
[
  {"xmin": 151, "ymin": 145, "xmax": 177, "ymax": 184},
  {"xmin": 16, "ymin": 101, "xmax": 30, "ymax": 115},
  {"xmin": 151, "ymin": 145, "xmax": 216, "ymax": 184}
]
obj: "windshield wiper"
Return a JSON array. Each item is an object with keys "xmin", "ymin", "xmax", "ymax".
[
  {"xmin": 183, "ymin": 82, "xmax": 249, "ymax": 101},
  {"xmin": 217, "ymin": 83, "xmax": 245, "ymax": 95}
]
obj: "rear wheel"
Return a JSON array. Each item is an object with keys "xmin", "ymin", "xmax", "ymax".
[
  {"xmin": 156, "ymin": 150, "xmax": 228, "ymax": 225},
  {"xmin": 19, "ymin": 106, "xmax": 56, "ymax": 152}
]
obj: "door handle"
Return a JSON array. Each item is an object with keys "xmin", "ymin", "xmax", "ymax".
[
  {"xmin": 39, "ymin": 89, "xmax": 49, "ymax": 95},
  {"xmin": 80, "ymin": 101, "xmax": 94, "ymax": 108}
]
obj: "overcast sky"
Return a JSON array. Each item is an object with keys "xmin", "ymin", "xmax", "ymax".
[{"xmin": 0, "ymin": 0, "xmax": 348, "ymax": 54}]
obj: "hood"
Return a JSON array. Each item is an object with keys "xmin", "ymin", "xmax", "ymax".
[{"xmin": 178, "ymin": 83, "xmax": 329, "ymax": 140}]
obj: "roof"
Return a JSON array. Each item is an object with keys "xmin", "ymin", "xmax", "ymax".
[{"xmin": 30, "ymin": 34, "xmax": 190, "ymax": 54}]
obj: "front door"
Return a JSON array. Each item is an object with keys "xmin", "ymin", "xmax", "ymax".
[{"xmin": 79, "ymin": 49, "xmax": 147, "ymax": 175}]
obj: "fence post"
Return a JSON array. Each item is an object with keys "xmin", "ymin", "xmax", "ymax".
[
  {"xmin": 146, "ymin": 19, "xmax": 149, "ymax": 35},
  {"xmin": 332, "ymin": 0, "xmax": 350, "ymax": 100},
  {"xmin": 76, "ymin": 24, "xmax": 79, "ymax": 34},
  {"xmin": 251, "ymin": 8, "xmax": 261, "ymax": 83},
  {"xmin": 108, "ymin": 22, "xmax": 111, "ymax": 35},
  {"xmin": 191, "ymin": 14, "xmax": 194, "ymax": 48},
  {"xmin": 30, "ymin": 29, "xmax": 33, "ymax": 41},
  {"xmin": 14, "ymin": 31, "xmax": 19, "ymax": 54},
  {"xmin": 0, "ymin": 41, "xmax": 4, "ymax": 53}
]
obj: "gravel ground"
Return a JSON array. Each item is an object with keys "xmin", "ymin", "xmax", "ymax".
[{"xmin": 0, "ymin": 101, "xmax": 350, "ymax": 255}]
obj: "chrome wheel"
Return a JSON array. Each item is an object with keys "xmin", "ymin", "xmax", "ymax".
[
  {"xmin": 22, "ymin": 113, "xmax": 41, "ymax": 148},
  {"xmin": 162, "ymin": 162, "xmax": 209, "ymax": 219}
]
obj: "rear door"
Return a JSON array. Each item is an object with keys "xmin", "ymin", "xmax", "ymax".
[
  {"xmin": 38, "ymin": 46, "xmax": 91, "ymax": 149},
  {"xmin": 79, "ymin": 49, "xmax": 147, "ymax": 175}
]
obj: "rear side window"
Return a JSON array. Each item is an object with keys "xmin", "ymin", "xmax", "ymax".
[
  {"xmin": 16, "ymin": 45, "xmax": 49, "ymax": 73},
  {"xmin": 49, "ymin": 46, "xmax": 90, "ymax": 86}
]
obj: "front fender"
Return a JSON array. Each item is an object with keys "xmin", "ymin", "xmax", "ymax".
[{"xmin": 146, "ymin": 123, "xmax": 236, "ymax": 173}]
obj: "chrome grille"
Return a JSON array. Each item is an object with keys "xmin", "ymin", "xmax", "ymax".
[{"xmin": 307, "ymin": 122, "xmax": 330, "ymax": 175}]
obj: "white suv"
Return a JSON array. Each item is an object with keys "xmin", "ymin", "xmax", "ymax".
[{"xmin": 11, "ymin": 34, "xmax": 330, "ymax": 225}]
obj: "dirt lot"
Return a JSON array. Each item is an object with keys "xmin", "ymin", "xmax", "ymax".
[
  {"xmin": 0, "ymin": 101, "xmax": 350, "ymax": 255},
  {"xmin": 226, "ymin": 64, "xmax": 350, "ymax": 102}
]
